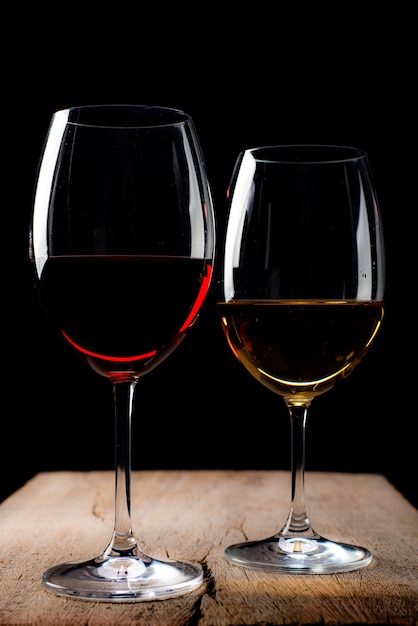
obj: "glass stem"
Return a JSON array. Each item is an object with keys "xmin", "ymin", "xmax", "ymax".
[
  {"xmin": 103, "ymin": 380, "xmax": 142, "ymax": 557},
  {"xmin": 280, "ymin": 402, "xmax": 316, "ymax": 537}
]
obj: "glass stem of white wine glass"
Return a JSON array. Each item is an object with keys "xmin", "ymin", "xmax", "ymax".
[{"xmin": 280, "ymin": 403, "xmax": 313, "ymax": 538}]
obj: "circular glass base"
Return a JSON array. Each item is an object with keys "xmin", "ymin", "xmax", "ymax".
[
  {"xmin": 225, "ymin": 535, "xmax": 373, "ymax": 574},
  {"xmin": 43, "ymin": 554, "xmax": 203, "ymax": 601}
]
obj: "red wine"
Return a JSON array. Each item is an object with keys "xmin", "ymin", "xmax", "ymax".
[
  {"xmin": 37, "ymin": 255, "xmax": 212, "ymax": 379},
  {"xmin": 218, "ymin": 300, "xmax": 384, "ymax": 401}
]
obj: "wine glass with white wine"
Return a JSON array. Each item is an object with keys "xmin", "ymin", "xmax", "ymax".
[
  {"xmin": 30, "ymin": 104, "xmax": 215, "ymax": 600},
  {"xmin": 218, "ymin": 144, "xmax": 385, "ymax": 573}
]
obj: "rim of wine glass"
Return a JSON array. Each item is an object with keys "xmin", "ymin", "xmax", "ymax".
[
  {"xmin": 54, "ymin": 104, "xmax": 191, "ymax": 129},
  {"xmin": 246, "ymin": 144, "xmax": 368, "ymax": 164}
]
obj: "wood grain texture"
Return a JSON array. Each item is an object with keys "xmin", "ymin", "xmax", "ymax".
[{"xmin": 0, "ymin": 470, "xmax": 417, "ymax": 625}]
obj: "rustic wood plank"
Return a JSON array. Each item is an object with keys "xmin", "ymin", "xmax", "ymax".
[{"xmin": 0, "ymin": 470, "xmax": 417, "ymax": 625}]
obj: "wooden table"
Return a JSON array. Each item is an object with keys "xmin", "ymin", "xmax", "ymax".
[{"xmin": 0, "ymin": 470, "xmax": 417, "ymax": 625}]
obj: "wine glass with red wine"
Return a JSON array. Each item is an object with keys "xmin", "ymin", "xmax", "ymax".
[
  {"xmin": 218, "ymin": 144, "xmax": 385, "ymax": 573},
  {"xmin": 30, "ymin": 105, "xmax": 215, "ymax": 600}
]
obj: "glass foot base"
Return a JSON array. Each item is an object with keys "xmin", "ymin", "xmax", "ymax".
[
  {"xmin": 43, "ymin": 554, "xmax": 203, "ymax": 601},
  {"xmin": 225, "ymin": 534, "xmax": 373, "ymax": 574}
]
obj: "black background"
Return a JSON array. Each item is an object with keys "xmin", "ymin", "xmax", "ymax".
[{"xmin": 3, "ymin": 6, "xmax": 416, "ymax": 513}]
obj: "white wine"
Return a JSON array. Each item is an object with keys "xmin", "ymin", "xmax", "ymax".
[{"xmin": 218, "ymin": 300, "xmax": 384, "ymax": 402}]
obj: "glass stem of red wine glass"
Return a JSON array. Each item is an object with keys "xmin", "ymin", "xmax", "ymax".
[{"xmin": 103, "ymin": 380, "xmax": 141, "ymax": 559}]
